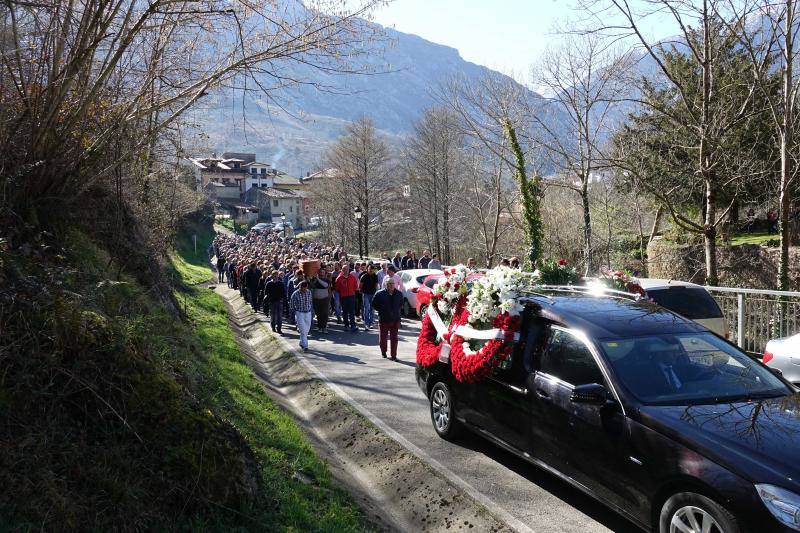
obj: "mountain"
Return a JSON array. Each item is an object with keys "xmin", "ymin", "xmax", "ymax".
[{"xmin": 191, "ymin": 23, "xmax": 550, "ymax": 176}]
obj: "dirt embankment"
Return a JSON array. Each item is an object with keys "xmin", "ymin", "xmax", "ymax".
[{"xmin": 218, "ymin": 287, "xmax": 511, "ymax": 533}]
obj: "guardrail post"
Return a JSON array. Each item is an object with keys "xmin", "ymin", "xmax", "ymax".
[{"xmin": 737, "ymin": 293, "xmax": 745, "ymax": 348}]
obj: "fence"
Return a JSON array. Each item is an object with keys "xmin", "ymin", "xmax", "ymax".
[{"xmin": 706, "ymin": 286, "xmax": 800, "ymax": 355}]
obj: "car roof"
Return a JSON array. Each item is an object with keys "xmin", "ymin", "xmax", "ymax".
[
  {"xmin": 523, "ymin": 294, "xmax": 706, "ymax": 339},
  {"xmin": 636, "ymin": 278, "xmax": 705, "ymax": 290}
]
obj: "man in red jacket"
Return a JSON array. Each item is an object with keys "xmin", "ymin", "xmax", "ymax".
[{"xmin": 335, "ymin": 264, "xmax": 359, "ymax": 333}]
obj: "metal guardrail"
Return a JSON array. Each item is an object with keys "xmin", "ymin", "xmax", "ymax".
[{"xmin": 706, "ymin": 286, "xmax": 800, "ymax": 355}]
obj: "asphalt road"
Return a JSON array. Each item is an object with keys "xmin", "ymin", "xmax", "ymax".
[{"xmin": 248, "ymin": 297, "xmax": 642, "ymax": 533}]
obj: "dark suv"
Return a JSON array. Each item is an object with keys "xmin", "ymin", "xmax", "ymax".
[{"xmin": 416, "ymin": 292, "xmax": 800, "ymax": 533}]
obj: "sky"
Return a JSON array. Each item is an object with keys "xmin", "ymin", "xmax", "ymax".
[{"xmin": 370, "ymin": 0, "xmax": 677, "ymax": 83}]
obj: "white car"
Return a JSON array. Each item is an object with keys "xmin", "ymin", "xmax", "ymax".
[
  {"xmin": 637, "ymin": 279, "xmax": 729, "ymax": 338},
  {"xmin": 250, "ymin": 222, "xmax": 270, "ymax": 231},
  {"xmin": 398, "ymin": 268, "xmax": 444, "ymax": 317},
  {"xmin": 764, "ymin": 334, "xmax": 800, "ymax": 383}
]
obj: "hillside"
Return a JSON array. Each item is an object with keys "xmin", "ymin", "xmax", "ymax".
[{"xmin": 193, "ymin": 24, "xmax": 552, "ymax": 175}]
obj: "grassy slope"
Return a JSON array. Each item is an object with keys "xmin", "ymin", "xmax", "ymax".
[
  {"xmin": 171, "ymin": 222, "xmax": 364, "ymax": 531},
  {"xmin": 0, "ymin": 220, "xmax": 364, "ymax": 532}
]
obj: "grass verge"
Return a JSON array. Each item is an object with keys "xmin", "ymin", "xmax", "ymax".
[
  {"xmin": 170, "ymin": 228, "xmax": 366, "ymax": 531},
  {"xmin": 0, "ymin": 217, "xmax": 365, "ymax": 531}
]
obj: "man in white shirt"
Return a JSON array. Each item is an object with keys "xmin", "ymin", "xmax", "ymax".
[{"xmin": 381, "ymin": 265, "xmax": 405, "ymax": 293}]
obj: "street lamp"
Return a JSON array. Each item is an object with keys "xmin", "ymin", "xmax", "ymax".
[
  {"xmin": 353, "ymin": 206, "xmax": 363, "ymax": 259},
  {"xmin": 281, "ymin": 212, "xmax": 286, "ymax": 240}
]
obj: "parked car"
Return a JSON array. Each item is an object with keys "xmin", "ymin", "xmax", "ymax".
[
  {"xmin": 415, "ymin": 272, "xmax": 484, "ymax": 317},
  {"xmin": 250, "ymin": 222, "xmax": 270, "ymax": 231},
  {"xmin": 417, "ymin": 291, "xmax": 800, "ymax": 533},
  {"xmin": 637, "ymin": 279, "xmax": 729, "ymax": 338},
  {"xmin": 272, "ymin": 222, "xmax": 294, "ymax": 237},
  {"xmin": 764, "ymin": 333, "xmax": 800, "ymax": 383},
  {"xmin": 398, "ymin": 268, "xmax": 443, "ymax": 317}
]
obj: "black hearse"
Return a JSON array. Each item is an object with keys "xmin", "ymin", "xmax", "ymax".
[{"xmin": 416, "ymin": 290, "xmax": 800, "ymax": 533}]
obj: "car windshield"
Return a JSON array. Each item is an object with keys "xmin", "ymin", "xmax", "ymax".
[
  {"xmin": 600, "ymin": 333, "xmax": 789, "ymax": 405},
  {"xmin": 646, "ymin": 287, "xmax": 723, "ymax": 319}
]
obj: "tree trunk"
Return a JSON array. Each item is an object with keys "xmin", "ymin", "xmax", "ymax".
[
  {"xmin": 704, "ymin": 180, "xmax": 719, "ymax": 286},
  {"xmin": 778, "ymin": 0, "xmax": 794, "ymax": 291},
  {"xmin": 581, "ymin": 179, "xmax": 593, "ymax": 276},
  {"xmin": 778, "ymin": 133, "xmax": 792, "ymax": 290}
]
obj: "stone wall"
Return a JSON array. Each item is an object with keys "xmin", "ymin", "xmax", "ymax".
[{"xmin": 647, "ymin": 238, "xmax": 800, "ymax": 290}]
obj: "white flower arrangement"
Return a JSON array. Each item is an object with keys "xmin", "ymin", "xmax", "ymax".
[
  {"xmin": 466, "ymin": 266, "xmax": 526, "ymax": 326},
  {"xmin": 431, "ymin": 264, "xmax": 470, "ymax": 319}
]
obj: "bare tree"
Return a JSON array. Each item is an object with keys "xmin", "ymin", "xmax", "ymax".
[
  {"xmin": 531, "ymin": 34, "xmax": 632, "ymax": 275},
  {"xmin": 402, "ymin": 107, "xmax": 464, "ymax": 264},
  {"xmin": 0, "ymin": 0, "xmax": 384, "ymax": 228},
  {"xmin": 323, "ymin": 116, "xmax": 391, "ymax": 256}
]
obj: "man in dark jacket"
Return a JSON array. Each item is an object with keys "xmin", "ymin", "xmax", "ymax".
[
  {"xmin": 216, "ymin": 254, "xmax": 226, "ymax": 283},
  {"xmin": 372, "ymin": 277, "xmax": 404, "ymax": 360},
  {"xmin": 264, "ymin": 271, "xmax": 286, "ymax": 333},
  {"xmin": 244, "ymin": 263, "xmax": 262, "ymax": 310}
]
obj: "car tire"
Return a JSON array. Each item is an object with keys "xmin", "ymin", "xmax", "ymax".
[
  {"xmin": 402, "ymin": 298, "xmax": 412, "ymax": 318},
  {"xmin": 429, "ymin": 382, "xmax": 461, "ymax": 441},
  {"xmin": 659, "ymin": 492, "xmax": 740, "ymax": 533}
]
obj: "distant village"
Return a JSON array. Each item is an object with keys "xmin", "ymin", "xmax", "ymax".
[{"xmin": 187, "ymin": 152, "xmax": 336, "ymax": 230}]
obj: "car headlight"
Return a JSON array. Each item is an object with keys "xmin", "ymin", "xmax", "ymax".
[{"xmin": 756, "ymin": 484, "xmax": 800, "ymax": 530}]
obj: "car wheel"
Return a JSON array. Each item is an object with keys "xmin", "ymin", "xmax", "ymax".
[
  {"xmin": 659, "ymin": 492, "xmax": 740, "ymax": 533},
  {"xmin": 402, "ymin": 298, "xmax": 412, "ymax": 318},
  {"xmin": 429, "ymin": 382, "xmax": 461, "ymax": 440}
]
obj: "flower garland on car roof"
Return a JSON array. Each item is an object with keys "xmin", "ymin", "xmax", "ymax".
[
  {"xmin": 596, "ymin": 268, "xmax": 646, "ymax": 296},
  {"xmin": 416, "ymin": 265, "xmax": 526, "ymax": 383}
]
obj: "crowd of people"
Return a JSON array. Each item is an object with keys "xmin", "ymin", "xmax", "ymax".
[{"xmin": 212, "ymin": 229, "xmax": 416, "ymax": 360}]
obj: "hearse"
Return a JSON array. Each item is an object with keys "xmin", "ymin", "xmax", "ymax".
[{"xmin": 416, "ymin": 289, "xmax": 800, "ymax": 532}]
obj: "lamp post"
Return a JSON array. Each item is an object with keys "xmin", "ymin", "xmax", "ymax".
[
  {"xmin": 354, "ymin": 206, "xmax": 363, "ymax": 259},
  {"xmin": 281, "ymin": 212, "xmax": 286, "ymax": 240}
]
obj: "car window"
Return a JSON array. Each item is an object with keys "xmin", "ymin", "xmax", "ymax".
[
  {"xmin": 646, "ymin": 287, "xmax": 723, "ymax": 319},
  {"xmin": 401, "ymin": 273, "xmax": 411, "ymax": 282},
  {"xmin": 538, "ymin": 329, "xmax": 605, "ymax": 386},
  {"xmin": 600, "ymin": 332, "xmax": 789, "ymax": 405},
  {"xmin": 425, "ymin": 278, "xmax": 439, "ymax": 289},
  {"xmin": 416, "ymin": 275, "xmax": 429, "ymax": 284}
]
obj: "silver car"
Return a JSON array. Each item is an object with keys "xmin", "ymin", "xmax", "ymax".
[
  {"xmin": 637, "ymin": 279, "xmax": 729, "ymax": 338},
  {"xmin": 764, "ymin": 334, "xmax": 800, "ymax": 383}
]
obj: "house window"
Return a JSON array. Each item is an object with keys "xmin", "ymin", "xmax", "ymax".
[
  {"xmin": 273, "ymin": 200, "xmax": 279, "ymax": 207},
  {"xmin": 251, "ymin": 168, "xmax": 257, "ymax": 174},
  {"xmin": 261, "ymin": 168, "xmax": 266, "ymax": 174},
  {"xmin": 289, "ymin": 206, "xmax": 293, "ymax": 213}
]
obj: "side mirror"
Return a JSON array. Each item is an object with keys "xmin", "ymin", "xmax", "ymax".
[
  {"xmin": 771, "ymin": 367, "xmax": 784, "ymax": 378},
  {"xmin": 570, "ymin": 383, "xmax": 609, "ymax": 404}
]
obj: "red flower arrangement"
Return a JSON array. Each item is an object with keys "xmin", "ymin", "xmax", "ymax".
[
  {"xmin": 417, "ymin": 300, "xmax": 522, "ymax": 383},
  {"xmin": 416, "ymin": 311, "xmax": 443, "ymax": 367}
]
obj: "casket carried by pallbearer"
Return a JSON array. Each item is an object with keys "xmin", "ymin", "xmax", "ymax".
[{"xmin": 300, "ymin": 259, "xmax": 320, "ymax": 278}]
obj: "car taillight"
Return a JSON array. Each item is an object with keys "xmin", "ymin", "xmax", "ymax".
[{"xmin": 763, "ymin": 351, "xmax": 774, "ymax": 364}]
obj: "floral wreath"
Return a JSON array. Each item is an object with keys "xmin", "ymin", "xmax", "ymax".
[{"xmin": 416, "ymin": 265, "xmax": 525, "ymax": 383}]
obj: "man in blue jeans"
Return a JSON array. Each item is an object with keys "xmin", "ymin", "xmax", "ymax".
[
  {"xmin": 359, "ymin": 263, "xmax": 378, "ymax": 330},
  {"xmin": 335, "ymin": 264, "xmax": 359, "ymax": 333}
]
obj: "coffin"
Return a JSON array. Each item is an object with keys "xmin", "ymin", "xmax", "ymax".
[{"xmin": 300, "ymin": 259, "xmax": 320, "ymax": 278}]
